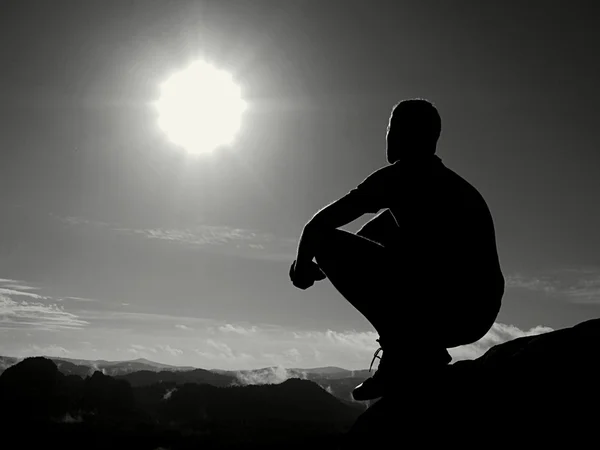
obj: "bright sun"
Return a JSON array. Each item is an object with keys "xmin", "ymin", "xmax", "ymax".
[{"xmin": 155, "ymin": 61, "xmax": 247, "ymax": 154}]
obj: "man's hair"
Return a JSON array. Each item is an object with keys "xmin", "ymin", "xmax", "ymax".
[{"xmin": 390, "ymin": 98, "xmax": 442, "ymax": 145}]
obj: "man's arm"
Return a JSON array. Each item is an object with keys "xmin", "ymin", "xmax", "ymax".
[
  {"xmin": 295, "ymin": 194, "xmax": 368, "ymax": 267},
  {"xmin": 291, "ymin": 163, "xmax": 392, "ymax": 289}
]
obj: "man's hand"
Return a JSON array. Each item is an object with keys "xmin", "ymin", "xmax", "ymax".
[{"xmin": 289, "ymin": 260, "xmax": 326, "ymax": 290}]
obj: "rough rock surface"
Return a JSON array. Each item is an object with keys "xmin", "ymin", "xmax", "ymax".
[{"xmin": 342, "ymin": 318, "xmax": 600, "ymax": 448}]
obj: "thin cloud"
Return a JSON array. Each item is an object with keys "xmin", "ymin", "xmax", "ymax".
[
  {"xmin": 565, "ymin": 287, "xmax": 600, "ymax": 303},
  {"xmin": 283, "ymin": 348, "xmax": 302, "ymax": 363},
  {"xmin": 313, "ymin": 348, "xmax": 323, "ymax": 362},
  {"xmin": 60, "ymin": 296, "xmax": 97, "ymax": 303},
  {"xmin": 0, "ymin": 288, "xmax": 47, "ymax": 300},
  {"xmin": 23, "ymin": 344, "xmax": 70, "ymax": 357},
  {"xmin": 505, "ymin": 274, "xmax": 558, "ymax": 294},
  {"xmin": 1, "ymin": 278, "xmax": 94, "ymax": 304},
  {"xmin": 53, "ymin": 215, "xmax": 111, "ymax": 228},
  {"xmin": 206, "ymin": 339, "xmax": 235, "ymax": 358},
  {"xmin": 126, "ymin": 227, "xmax": 235, "ymax": 246},
  {"xmin": 561, "ymin": 270, "xmax": 600, "ymax": 304},
  {"xmin": 218, "ymin": 323, "xmax": 258, "ymax": 335},
  {"xmin": 127, "ymin": 344, "xmax": 160, "ymax": 357},
  {"xmin": 120, "ymin": 226, "xmax": 297, "ymax": 260},
  {"xmin": 175, "ymin": 324, "xmax": 193, "ymax": 331},
  {"xmin": 53, "ymin": 213, "xmax": 297, "ymax": 261},
  {"xmin": 157, "ymin": 344, "xmax": 183, "ymax": 356},
  {"xmin": 78, "ymin": 309, "xmax": 219, "ymax": 329},
  {"xmin": 130, "ymin": 343, "xmax": 157, "ymax": 353},
  {"xmin": 0, "ymin": 284, "xmax": 40, "ymax": 291},
  {"xmin": 324, "ymin": 330, "xmax": 380, "ymax": 351},
  {"xmin": 507, "ymin": 268, "xmax": 600, "ymax": 304},
  {"xmin": 195, "ymin": 339, "xmax": 254, "ymax": 364},
  {"xmin": 292, "ymin": 330, "xmax": 379, "ymax": 353},
  {"xmin": 0, "ymin": 294, "xmax": 88, "ymax": 331}
]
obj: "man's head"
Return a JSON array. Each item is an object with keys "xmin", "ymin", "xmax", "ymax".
[{"xmin": 386, "ymin": 98, "xmax": 442, "ymax": 164}]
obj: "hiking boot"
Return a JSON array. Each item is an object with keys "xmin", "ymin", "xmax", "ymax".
[
  {"xmin": 352, "ymin": 338, "xmax": 386, "ymax": 401},
  {"xmin": 351, "ymin": 339, "xmax": 453, "ymax": 401}
]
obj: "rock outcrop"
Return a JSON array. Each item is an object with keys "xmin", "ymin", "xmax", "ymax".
[{"xmin": 343, "ymin": 318, "xmax": 600, "ymax": 448}]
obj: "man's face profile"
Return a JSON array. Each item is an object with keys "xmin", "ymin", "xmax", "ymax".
[{"xmin": 386, "ymin": 114, "xmax": 412, "ymax": 163}]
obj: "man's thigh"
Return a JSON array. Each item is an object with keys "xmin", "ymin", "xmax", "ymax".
[
  {"xmin": 313, "ymin": 229, "xmax": 500, "ymax": 346},
  {"xmin": 426, "ymin": 276, "xmax": 502, "ymax": 348},
  {"xmin": 314, "ymin": 229, "xmax": 398, "ymax": 330},
  {"xmin": 315, "ymin": 229, "xmax": 396, "ymax": 287}
]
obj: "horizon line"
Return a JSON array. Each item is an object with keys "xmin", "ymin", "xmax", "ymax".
[{"xmin": 1, "ymin": 354, "xmax": 372, "ymax": 373}]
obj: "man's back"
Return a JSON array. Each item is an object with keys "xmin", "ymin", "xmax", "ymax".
[
  {"xmin": 349, "ymin": 155, "xmax": 503, "ymax": 287},
  {"xmin": 421, "ymin": 160, "xmax": 503, "ymax": 283}
]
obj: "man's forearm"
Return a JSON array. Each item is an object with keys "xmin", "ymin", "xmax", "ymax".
[{"xmin": 296, "ymin": 221, "xmax": 319, "ymax": 265}]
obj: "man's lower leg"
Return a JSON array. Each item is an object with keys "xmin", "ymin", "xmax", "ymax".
[
  {"xmin": 352, "ymin": 337, "xmax": 387, "ymax": 401},
  {"xmin": 351, "ymin": 337, "xmax": 452, "ymax": 401}
]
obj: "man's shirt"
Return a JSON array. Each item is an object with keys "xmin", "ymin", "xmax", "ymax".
[{"xmin": 344, "ymin": 155, "xmax": 504, "ymax": 286}]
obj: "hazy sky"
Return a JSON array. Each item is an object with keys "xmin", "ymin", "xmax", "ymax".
[{"xmin": 1, "ymin": 0, "xmax": 600, "ymax": 370}]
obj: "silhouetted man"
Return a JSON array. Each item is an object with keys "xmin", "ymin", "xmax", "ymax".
[{"xmin": 289, "ymin": 98, "xmax": 505, "ymax": 401}]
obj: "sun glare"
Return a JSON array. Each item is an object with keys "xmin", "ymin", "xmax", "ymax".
[{"xmin": 155, "ymin": 61, "xmax": 247, "ymax": 154}]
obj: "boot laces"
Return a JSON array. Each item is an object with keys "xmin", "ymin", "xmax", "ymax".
[{"xmin": 369, "ymin": 338, "xmax": 383, "ymax": 373}]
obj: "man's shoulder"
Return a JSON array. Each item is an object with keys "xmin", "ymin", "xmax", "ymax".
[
  {"xmin": 358, "ymin": 163, "xmax": 398, "ymax": 186},
  {"xmin": 437, "ymin": 162, "xmax": 477, "ymax": 188},
  {"xmin": 440, "ymin": 165, "xmax": 491, "ymax": 210}
]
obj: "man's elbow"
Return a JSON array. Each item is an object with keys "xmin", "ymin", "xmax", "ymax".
[
  {"xmin": 306, "ymin": 213, "xmax": 327, "ymax": 232},
  {"xmin": 306, "ymin": 209, "xmax": 344, "ymax": 236},
  {"xmin": 306, "ymin": 196, "xmax": 363, "ymax": 231}
]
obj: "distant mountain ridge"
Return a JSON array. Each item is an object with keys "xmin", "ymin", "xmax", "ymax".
[
  {"xmin": 51, "ymin": 356, "xmax": 197, "ymax": 375},
  {"xmin": 211, "ymin": 366, "xmax": 372, "ymax": 382},
  {"xmin": 0, "ymin": 356, "xmax": 371, "ymax": 405},
  {"xmin": 0, "ymin": 356, "xmax": 369, "ymax": 378},
  {"xmin": 0, "ymin": 356, "xmax": 362, "ymax": 448}
]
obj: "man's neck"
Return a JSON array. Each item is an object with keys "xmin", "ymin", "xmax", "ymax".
[{"xmin": 396, "ymin": 154, "xmax": 441, "ymax": 164}]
